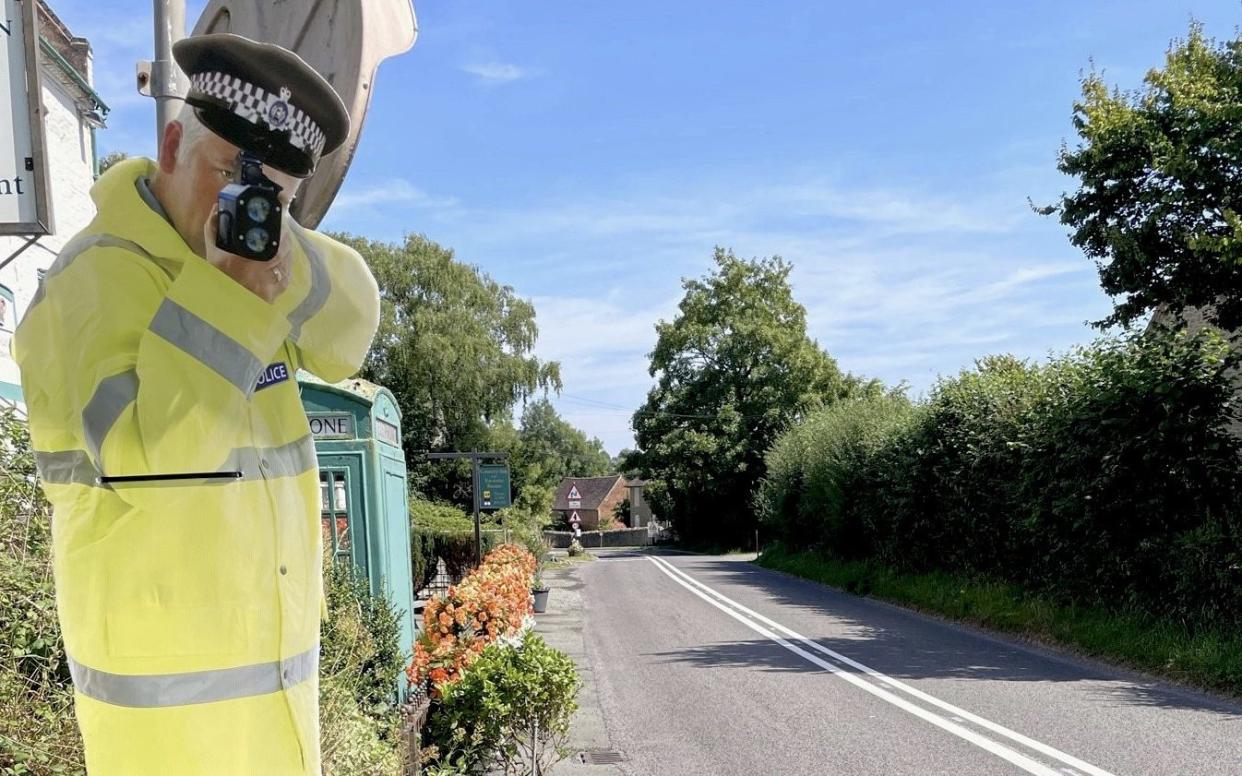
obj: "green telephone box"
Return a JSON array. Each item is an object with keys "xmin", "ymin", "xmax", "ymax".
[{"xmin": 297, "ymin": 372, "xmax": 415, "ymax": 698}]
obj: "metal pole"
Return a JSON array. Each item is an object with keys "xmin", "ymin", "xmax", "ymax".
[
  {"xmin": 153, "ymin": 0, "xmax": 186, "ymax": 146},
  {"xmin": 0, "ymin": 236, "xmax": 40, "ymax": 273},
  {"xmin": 472, "ymin": 455, "xmax": 482, "ymax": 568}
]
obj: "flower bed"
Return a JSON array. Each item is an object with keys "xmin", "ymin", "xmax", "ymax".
[{"xmin": 407, "ymin": 543, "xmax": 536, "ymax": 694}]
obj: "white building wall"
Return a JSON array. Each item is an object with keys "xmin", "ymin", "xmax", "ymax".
[{"xmin": 0, "ymin": 53, "xmax": 99, "ymax": 408}]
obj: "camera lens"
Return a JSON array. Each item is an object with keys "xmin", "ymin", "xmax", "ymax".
[
  {"xmin": 246, "ymin": 197, "xmax": 272, "ymax": 223},
  {"xmin": 245, "ymin": 227, "xmax": 270, "ymax": 254}
]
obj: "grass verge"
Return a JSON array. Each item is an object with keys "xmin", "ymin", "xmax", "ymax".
[
  {"xmin": 756, "ymin": 544, "xmax": 1242, "ymax": 698},
  {"xmin": 546, "ymin": 552, "xmax": 596, "ymax": 567}
]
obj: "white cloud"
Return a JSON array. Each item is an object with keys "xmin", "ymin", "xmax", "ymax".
[
  {"xmin": 332, "ymin": 179, "xmax": 458, "ymax": 211},
  {"xmin": 458, "ymin": 178, "xmax": 1029, "ymax": 251},
  {"xmin": 461, "ymin": 62, "xmax": 531, "ymax": 85},
  {"xmin": 525, "ymin": 292, "xmax": 679, "ymax": 453},
  {"xmin": 332, "ymin": 166, "xmax": 1109, "ymax": 451}
]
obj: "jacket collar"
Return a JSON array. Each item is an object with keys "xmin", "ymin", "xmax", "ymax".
[{"xmin": 90, "ymin": 158, "xmax": 198, "ymax": 267}]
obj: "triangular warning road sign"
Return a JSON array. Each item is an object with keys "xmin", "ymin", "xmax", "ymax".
[
  {"xmin": 567, "ymin": 484, "xmax": 582, "ymax": 501},
  {"xmin": 569, "ymin": 511, "xmax": 581, "ymax": 524}
]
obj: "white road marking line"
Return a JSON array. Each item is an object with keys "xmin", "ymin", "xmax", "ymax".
[{"xmin": 648, "ymin": 556, "xmax": 1117, "ymax": 776}]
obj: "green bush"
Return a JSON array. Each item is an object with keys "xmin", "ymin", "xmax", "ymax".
[
  {"xmin": 0, "ymin": 406, "xmax": 84, "ymax": 776},
  {"xmin": 320, "ymin": 673, "xmax": 404, "ymax": 776},
  {"xmin": 409, "ymin": 498, "xmax": 475, "ymax": 533},
  {"xmin": 757, "ymin": 392, "xmax": 915, "ymax": 556},
  {"xmin": 320, "ymin": 553, "xmax": 407, "ymax": 773},
  {"xmin": 760, "ymin": 329, "xmax": 1242, "ymax": 628},
  {"xmin": 410, "ymin": 499, "xmax": 503, "ymax": 593},
  {"xmin": 321, "ymin": 556, "xmax": 405, "ymax": 711},
  {"xmin": 422, "ymin": 632, "xmax": 579, "ymax": 775}
]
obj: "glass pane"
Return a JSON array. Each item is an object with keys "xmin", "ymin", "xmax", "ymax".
[
  {"xmin": 334, "ymin": 479, "xmax": 347, "ymax": 511},
  {"xmin": 319, "ymin": 478, "xmax": 329, "ymax": 512},
  {"xmin": 320, "ymin": 516, "xmax": 334, "ymax": 550},
  {"xmin": 335, "ymin": 516, "xmax": 350, "ymax": 550}
]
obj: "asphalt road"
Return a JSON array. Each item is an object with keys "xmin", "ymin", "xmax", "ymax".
[{"xmin": 570, "ymin": 549, "xmax": 1242, "ymax": 776}]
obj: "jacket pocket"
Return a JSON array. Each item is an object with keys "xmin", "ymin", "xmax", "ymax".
[{"xmin": 105, "ymin": 603, "xmax": 254, "ymax": 659}]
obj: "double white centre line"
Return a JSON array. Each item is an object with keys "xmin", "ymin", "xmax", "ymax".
[{"xmin": 646, "ymin": 555, "xmax": 1116, "ymax": 776}]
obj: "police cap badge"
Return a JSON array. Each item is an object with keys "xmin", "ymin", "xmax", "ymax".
[{"xmin": 173, "ymin": 33, "xmax": 350, "ymax": 177}]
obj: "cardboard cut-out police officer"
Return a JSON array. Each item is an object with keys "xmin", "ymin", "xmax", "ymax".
[{"xmin": 13, "ymin": 33, "xmax": 381, "ymax": 775}]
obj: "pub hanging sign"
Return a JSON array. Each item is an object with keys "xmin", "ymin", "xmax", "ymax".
[{"xmin": 0, "ymin": 0, "xmax": 53, "ymax": 235}]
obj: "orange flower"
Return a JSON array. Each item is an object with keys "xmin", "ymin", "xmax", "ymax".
[{"xmin": 406, "ymin": 544, "xmax": 538, "ymax": 693}]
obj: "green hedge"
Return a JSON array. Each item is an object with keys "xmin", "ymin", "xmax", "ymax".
[
  {"xmin": 0, "ymin": 407, "xmax": 83, "ymax": 775},
  {"xmin": 758, "ymin": 329, "xmax": 1242, "ymax": 629},
  {"xmin": 422, "ymin": 632, "xmax": 579, "ymax": 775},
  {"xmin": 320, "ymin": 556, "xmax": 406, "ymax": 774},
  {"xmin": 409, "ymin": 499, "xmax": 500, "ymax": 593}
]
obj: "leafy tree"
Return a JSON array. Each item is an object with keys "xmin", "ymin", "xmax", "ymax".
[
  {"xmin": 333, "ymin": 233, "xmax": 562, "ymax": 505},
  {"xmin": 97, "ymin": 150, "xmax": 128, "ymax": 176},
  {"xmin": 613, "ymin": 448, "xmax": 639, "ymax": 475},
  {"xmin": 1045, "ymin": 23, "xmax": 1242, "ymax": 330},
  {"xmin": 510, "ymin": 399, "xmax": 611, "ymax": 494},
  {"xmin": 630, "ymin": 248, "xmax": 861, "ymax": 547}
]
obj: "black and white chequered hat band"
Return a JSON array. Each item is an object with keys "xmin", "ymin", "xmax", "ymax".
[{"xmin": 190, "ymin": 71, "xmax": 327, "ymax": 156}]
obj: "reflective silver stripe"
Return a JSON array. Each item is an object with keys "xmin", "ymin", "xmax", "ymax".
[
  {"xmin": 82, "ymin": 369, "xmax": 138, "ymax": 464},
  {"xmin": 279, "ymin": 646, "xmax": 318, "ymax": 688},
  {"xmin": 35, "ymin": 450, "xmax": 104, "ymax": 487},
  {"xmin": 68, "ymin": 645, "xmax": 318, "ymax": 708},
  {"xmin": 149, "ymin": 299, "xmax": 266, "ymax": 397},
  {"xmin": 287, "ymin": 227, "xmax": 331, "ymax": 343},
  {"xmin": 218, "ymin": 434, "xmax": 317, "ymax": 478},
  {"xmin": 25, "ymin": 233, "xmax": 177, "ymax": 316},
  {"xmin": 35, "ymin": 437, "xmax": 316, "ymax": 489}
]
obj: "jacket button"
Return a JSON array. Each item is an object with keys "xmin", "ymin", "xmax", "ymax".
[{"xmin": 279, "ymin": 565, "xmax": 287, "ymax": 575}]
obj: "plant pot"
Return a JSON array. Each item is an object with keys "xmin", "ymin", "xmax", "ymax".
[{"xmin": 532, "ymin": 587, "xmax": 550, "ymax": 613}]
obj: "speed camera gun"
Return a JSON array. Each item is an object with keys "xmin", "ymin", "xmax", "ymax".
[{"xmin": 216, "ymin": 150, "xmax": 283, "ymax": 261}]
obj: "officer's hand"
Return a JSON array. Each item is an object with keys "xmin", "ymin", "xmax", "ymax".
[{"xmin": 203, "ymin": 205, "xmax": 292, "ymax": 305}]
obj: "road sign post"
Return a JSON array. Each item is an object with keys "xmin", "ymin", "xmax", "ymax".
[
  {"xmin": 478, "ymin": 464, "xmax": 511, "ymax": 509},
  {"xmin": 425, "ymin": 451, "xmax": 509, "ymax": 567}
]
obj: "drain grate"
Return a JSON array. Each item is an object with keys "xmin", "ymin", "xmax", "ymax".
[{"xmin": 578, "ymin": 749, "xmax": 625, "ymax": 765}]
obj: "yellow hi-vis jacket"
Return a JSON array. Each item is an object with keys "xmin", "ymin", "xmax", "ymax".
[{"xmin": 11, "ymin": 158, "xmax": 380, "ymax": 775}]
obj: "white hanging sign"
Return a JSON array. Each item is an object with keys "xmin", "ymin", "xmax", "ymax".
[{"xmin": 0, "ymin": 0, "xmax": 52, "ymax": 235}]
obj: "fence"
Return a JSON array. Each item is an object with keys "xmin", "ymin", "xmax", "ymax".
[
  {"xmin": 543, "ymin": 523, "xmax": 671, "ymax": 549},
  {"xmin": 413, "ymin": 529, "xmax": 508, "ymax": 603}
]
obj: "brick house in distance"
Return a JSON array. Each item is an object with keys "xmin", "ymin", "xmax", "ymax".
[
  {"xmin": 552, "ymin": 475, "xmax": 653, "ymax": 530},
  {"xmin": 553, "ymin": 475, "xmax": 627, "ymax": 530}
]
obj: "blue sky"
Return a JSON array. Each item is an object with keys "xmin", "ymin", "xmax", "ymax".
[{"xmin": 51, "ymin": 0, "xmax": 1242, "ymax": 453}]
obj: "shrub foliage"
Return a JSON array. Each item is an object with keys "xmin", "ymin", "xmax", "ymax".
[
  {"xmin": 758, "ymin": 330, "xmax": 1242, "ymax": 628},
  {"xmin": 424, "ymin": 632, "xmax": 579, "ymax": 775},
  {"xmin": 0, "ymin": 406, "xmax": 83, "ymax": 776}
]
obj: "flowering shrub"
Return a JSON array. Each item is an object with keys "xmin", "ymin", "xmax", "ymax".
[
  {"xmin": 407, "ymin": 544, "xmax": 536, "ymax": 694},
  {"xmin": 424, "ymin": 632, "xmax": 580, "ymax": 774}
]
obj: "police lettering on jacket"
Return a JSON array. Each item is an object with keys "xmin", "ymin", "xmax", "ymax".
[{"xmin": 255, "ymin": 362, "xmax": 290, "ymax": 392}]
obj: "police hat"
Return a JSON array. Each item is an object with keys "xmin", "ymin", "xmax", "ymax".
[{"xmin": 173, "ymin": 33, "xmax": 349, "ymax": 177}]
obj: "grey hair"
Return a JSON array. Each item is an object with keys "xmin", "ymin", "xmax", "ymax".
[
  {"xmin": 168, "ymin": 102, "xmax": 303, "ymax": 200},
  {"xmin": 173, "ymin": 104, "xmax": 213, "ymax": 163}
]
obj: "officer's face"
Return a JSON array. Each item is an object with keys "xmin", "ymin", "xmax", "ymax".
[{"xmin": 162, "ymin": 121, "xmax": 302, "ymax": 257}]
